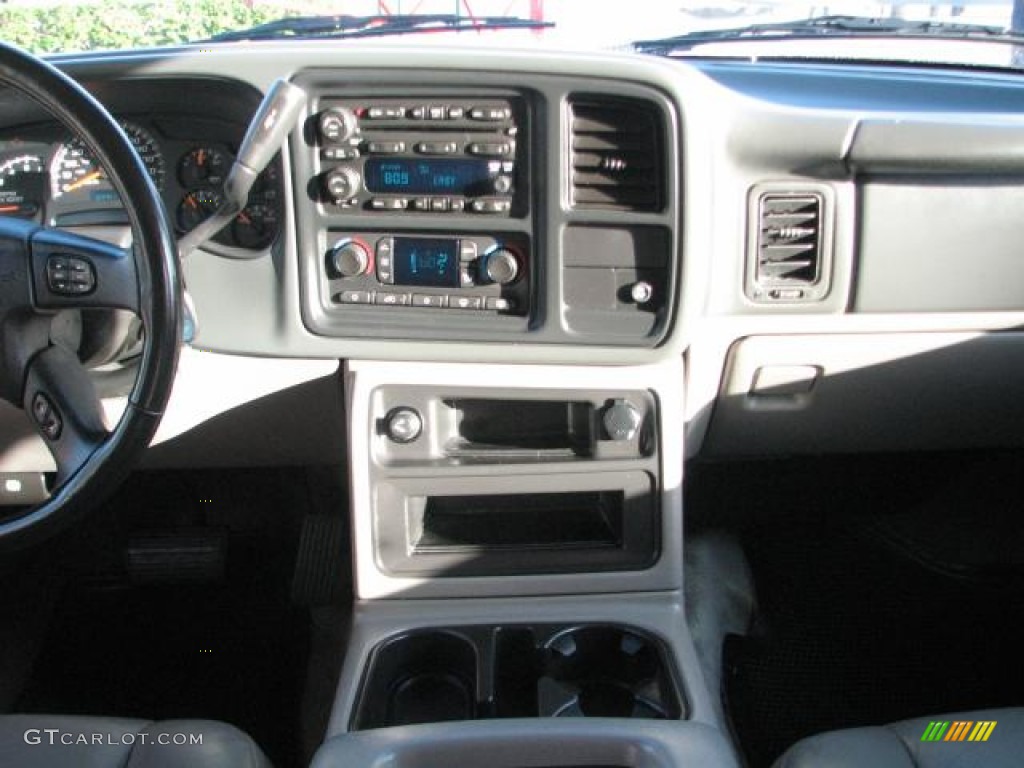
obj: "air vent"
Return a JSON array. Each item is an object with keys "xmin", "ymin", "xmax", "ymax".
[
  {"xmin": 569, "ymin": 97, "xmax": 664, "ymax": 212},
  {"xmin": 749, "ymin": 191, "xmax": 829, "ymax": 303}
]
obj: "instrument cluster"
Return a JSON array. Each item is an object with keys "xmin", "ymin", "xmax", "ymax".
[{"xmin": 0, "ymin": 118, "xmax": 281, "ymax": 251}]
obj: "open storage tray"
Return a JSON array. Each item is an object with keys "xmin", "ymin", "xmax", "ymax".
[{"xmin": 351, "ymin": 623, "xmax": 685, "ymax": 730}]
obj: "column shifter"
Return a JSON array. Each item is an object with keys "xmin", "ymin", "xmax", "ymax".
[{"xmin": 176, "ymin": 79, "xmax": 308, "ymax": 341}]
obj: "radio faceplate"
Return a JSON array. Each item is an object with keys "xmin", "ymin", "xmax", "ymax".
[{"xmin": 313, "ymin": 96, "xmax": 522, "ymax": 216}]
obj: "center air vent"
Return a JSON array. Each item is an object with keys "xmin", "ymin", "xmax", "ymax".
[
  {"xmin": 747, "ymin": 190, "xmax": 831, "ymax": 303},
  {"xmin": 569, "ymin": 97, "xmax": 664, "ymax": 212}
]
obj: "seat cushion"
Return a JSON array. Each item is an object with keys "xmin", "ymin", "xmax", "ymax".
[
  {"xmin": 774, "ymin": 708, "xmax": 1024, "ymax": 768},
  {"xmin": 0, "ymin": 715, "xmax": 271, "ymax": 768}
]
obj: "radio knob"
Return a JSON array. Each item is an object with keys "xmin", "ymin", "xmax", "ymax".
[
  {"xmin": 319, "ymin": 107, "xmax": 358, "ymax": 144},
  {"xmin": 324, "ymin": 167, "xmax": 362, "ymax": 203},
  {"xmin": 329, "ymin": 239, "xmax": 371, "ymax": 278},
  {"xmin": 482, "ymin": 247, "xmax": 519, "ymax": 286}
]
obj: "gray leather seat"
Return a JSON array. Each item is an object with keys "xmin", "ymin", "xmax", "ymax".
[
  {"xmin": 0, "ymin": 715, "xmax": 271, "ymax": 768},
  {"xmin": 774, "ymin": 708, "xmax": 1024, "ymax": 768}
]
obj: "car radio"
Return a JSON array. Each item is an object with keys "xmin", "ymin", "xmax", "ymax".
[
  {"xmin": 324, "ymin": 232, "xmax": 529, "ymax": 315},
  {"xmin": 314, "ymin": 96, "xmax": 521, "ymax": 215}
]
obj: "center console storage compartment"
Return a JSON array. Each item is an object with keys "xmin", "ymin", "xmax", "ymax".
[
  {"xmin": 351, "ymin": 624, "xmax": 684, "ymax": 731},
  {"xmin": 376, "ymin": 472, "xmax": 657, "ymax": 576}
]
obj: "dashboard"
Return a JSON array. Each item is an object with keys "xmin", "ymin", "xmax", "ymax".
[{"xmin": 1, "ymin": 41, "xmax": 1024, "ymax": 475}]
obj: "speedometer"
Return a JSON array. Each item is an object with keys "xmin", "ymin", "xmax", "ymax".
[
  {"xmin": 50, "ymin": 121, "xmax": 166, "ymax": 200},
  {"xmin": 0, "ymin": 154, "xmax": 46, "ymax": 219}
]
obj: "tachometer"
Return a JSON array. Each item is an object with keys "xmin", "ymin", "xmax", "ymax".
[
  {"xmin": 0, "ymin": 154, "xmax": 46, "ymax": 219},
  {"xmin": 50, "ymin": 121, "xmax": 166, "ymax": 200}
]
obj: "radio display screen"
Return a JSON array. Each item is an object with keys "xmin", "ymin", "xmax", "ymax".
[
  {"xmin": 393, "ymin": 237, "xmax": 460, "ymax": 288},
  {"xmin": 365, "ymin": 158, "xmax": 492, "ymax": 195}
]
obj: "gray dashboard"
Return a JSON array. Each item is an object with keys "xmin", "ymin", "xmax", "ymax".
[{"xmin": 2, "ymin": 43, "xmax": 1024, "ymax": 472}]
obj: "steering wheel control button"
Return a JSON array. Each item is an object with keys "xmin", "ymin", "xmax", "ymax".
[
  {"xmin": 46, "ymin": 254, "xmax": 95, "ymax": 296},
  {"xmin": 31, "ymin": 393, "xmax": 63, "ymax": 441},
  {"xmin": 602, "ymin": 399, "xmax": 642, "ymax": 442},
  {"xmin": 384, "ymin": 407, "xmax": 423, "ymax": 444}
]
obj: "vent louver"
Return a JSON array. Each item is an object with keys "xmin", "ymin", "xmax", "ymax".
[
  {"xmin": 755, "ymin": 193, "xmax": 824, "ymax": 291},
  {"xmin": 569, "ymin": 97, "xmax": 663, "ymax": 212}
]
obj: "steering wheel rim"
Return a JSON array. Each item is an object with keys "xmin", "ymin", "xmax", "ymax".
[{"xmin": 0, "ymin": 42, "xmax": 180, "ymax": 549}]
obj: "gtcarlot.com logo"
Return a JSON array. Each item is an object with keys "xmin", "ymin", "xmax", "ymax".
[{"xmin": 24, "ymin": 729, "xmax": 203, "ymax": 747}]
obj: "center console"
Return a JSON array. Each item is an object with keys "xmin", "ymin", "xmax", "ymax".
[
  {"xmin": 297, "ymin": 69, "xmax": 736, "ymax": 768},
  {"xmin": 291, "ymin": 71, "xmax": 680, "ymax": 346}
]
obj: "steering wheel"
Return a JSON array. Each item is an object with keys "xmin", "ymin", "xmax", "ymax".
[{"xmin": 0, "ymin": 43, "xmax": 180, "ymax": 549}]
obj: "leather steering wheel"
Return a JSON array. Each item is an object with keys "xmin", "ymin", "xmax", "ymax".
[{"xmin": 0, "ymin": 43, "xmax": 180, "ymax": 548}]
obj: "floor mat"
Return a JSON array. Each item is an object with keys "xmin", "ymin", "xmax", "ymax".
[
  {"xmin": 700, "ymin": 453, "xmax": 1024, "ymax": 767},
  {"xmin": 15, "ymin": 469, "xmax": 318, "ymax": 768}
]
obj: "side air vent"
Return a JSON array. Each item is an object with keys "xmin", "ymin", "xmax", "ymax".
[
  {"xmin": 748, "ymin": 190, "xmax": 831, "ymax": 303},
  {"xmin": 569, "ymin": 97, "xmax": 664, "ymax": 212}
]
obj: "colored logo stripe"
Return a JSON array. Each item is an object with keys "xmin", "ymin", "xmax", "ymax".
[{"xmin": 921, "ymin": 720, "xmax": 996, "ymax": 742}]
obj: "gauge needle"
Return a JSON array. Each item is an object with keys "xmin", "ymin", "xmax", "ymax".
[
  {"xmin": 237, "ymin": 211, "xmax": 251, "ymax": 224},
  {"xmin": 0, "ymin": 204, "xmax": 20, "ymax": 213},
  {"xmin": 65, "ymin": 170, "xmax": 103, "ymax": 192}
]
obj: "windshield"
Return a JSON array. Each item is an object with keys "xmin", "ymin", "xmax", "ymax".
[{"xmin": 2, "ymin": 0, "xmax": 1022, "ymax": 68}]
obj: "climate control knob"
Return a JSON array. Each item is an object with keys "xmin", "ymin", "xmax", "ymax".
[
  {"xmin": 482, "ymin": 247, "xmax": 520, "ymax": 286},
  {"xmin": 318, "ymin": 107, "xmax": 358, "ymax": 144},
  {"xmin": 324, "ymin": 167, "xmax": 362, "ymax": 203},
  {"xmin": 329, "ymin": 239, "xmax": 371, "ymax": 278}
]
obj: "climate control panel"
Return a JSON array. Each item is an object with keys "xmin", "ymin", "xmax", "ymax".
[{"xmin": 324, "ymin": 232, "xmax": 529, "ymax": 315}]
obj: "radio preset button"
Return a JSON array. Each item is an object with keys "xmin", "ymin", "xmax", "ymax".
[
  {"xmin": 323, "ymin": 147, "xmax": 360, "ymax": 161},
  {"xmin": 412, "ymin": 198, "xmax": 430, "ymax": 212},
  {"xmin": 471, "ymin": 199, "xmax": 512, "ymax": 214},
  {"xmin": 370, "ymin": 198, "xmax": 408, "ymax": 211},
  {"xmin": 337, "ymin": 290, "xmax": 373, "ymax": 305},
  {"xmin": 428, "ymin": 105, "xmax": 446, "ymax": 120},
  {"xmin": 367, "ymin": 106, "xmax": 404, "ymax": 120},
  {"xmin": 412, "ymin": 294, "xmax": 449, "ymax": 308},
  {"xmin": 450, "ymin": 198, "xmax": 466, "ymax": 212},
  {"xmin": 468, "ymin": 142, "xmax": 512, "ymax": 157},
  {"xmin": 408, "ymin": 106, "xmax": 426, "ymax": 120},
  {"xmin": 447, "ymin": 106, "xmax": 465, "ymax": 119},
  {"xmin": 366, "ymin": 141, "xmax": 406, "ymax": 154},
  {"xmin": 374, "ymin": 292, "xmax": 410, "ymax": 306},
  {"xmin": 469, "ymin": 106, "xmax": 511, "ymax": 121},
  {"xmin": 415, "ymin": 141, "xmax": 459, "ymax": 155},
  {"xmin": 430, "ymin": 198, "xmax": 450, "ymax": 212}
]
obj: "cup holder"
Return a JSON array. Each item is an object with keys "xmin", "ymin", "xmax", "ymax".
[
  {"xmin": 353, "ymin": 631, "xmax": 477, "ymax": 730},
  {"xmin": 351, "ymin": 624, "xmax": 683, "ymax": 730},
  {"xmin": 537, "ymin": 626, "xmax": 680, "ymax": 719}
]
